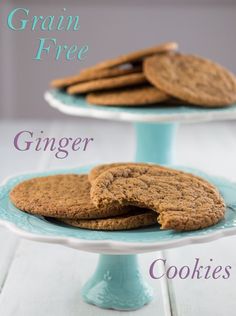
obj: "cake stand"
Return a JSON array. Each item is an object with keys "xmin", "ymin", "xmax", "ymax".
[
  {"xmin": 45, "ymin": 89, "xmax": 236, "ymax": 164},
  {"xmin": 1, "ymin": 165, "xmax": 236, "ymax": 311}
]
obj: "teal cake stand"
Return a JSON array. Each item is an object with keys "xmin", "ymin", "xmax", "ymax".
[
  {"xmin": 45, "ymin": 89, "xmax": 236, "ymax": 164},
  {"xmin": 1, "ymin": 166, "xmax": 236, "ymax": 310}
]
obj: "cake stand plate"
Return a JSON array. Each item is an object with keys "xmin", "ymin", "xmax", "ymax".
[
  {"xmin": 45, "ymin": 90, "xmax": 236, "ymax": 164},
  {"xmin": 1, "ymin": 165, "xmax": 236, "ymax": 310}
]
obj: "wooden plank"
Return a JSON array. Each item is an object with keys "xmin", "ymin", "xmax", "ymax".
[
  {"xmin": 0, "ymin": 230, "xmax": 19, "ymax": 292},
  {"xmin": 176, "ymin": 121, "xmax": 236, "ymax": 179},
  {"xmin": 0, "ymin": 120, "xmax": 56, "ymax": 180},
  {"xmin": 0, "ymin": 241, "xmax": 169, "ymax": 316},
  {"xmin": 168, "ymin": 120, "xmax": 236, "ymax": 315},
  {"xmin": 164, "ymin": 236, "xmax": 236, "ymax": 316},
  {"xmin": 0, "ymin": 120, "xmax": 54, "ymax": 291}
]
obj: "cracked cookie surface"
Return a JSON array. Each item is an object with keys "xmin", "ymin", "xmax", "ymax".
[
  {"xmin": 10, "ymin": 174, "xmax": 130, "ymax": 219},
  {"xmin": 88, "ymin": 162, "xmax": 155, "ymax": 183},
  {"xmin": 91, "ymin": 165, "xmax": 226, "ymax": 231},
  {"xmin": 144, "ymin": 54, "xmax": 236, "ymax": 107}
]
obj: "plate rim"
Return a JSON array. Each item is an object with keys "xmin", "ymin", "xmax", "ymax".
[{"xmin": 45, "ymin": 90, "xmax": 236, "ymax": 124}]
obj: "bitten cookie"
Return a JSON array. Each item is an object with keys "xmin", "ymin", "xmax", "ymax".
[
  {"xmin": 67, "ymin": 73, "xmax": 147, "ymax": 94},
  {"xmin": 10, "ymin": 174, "xmax": 130, "ymax": 219},
  {"xmin": 86, "ymin": 85, "xmax": 169, "ymax": 106},
  {"xmin": 81, "ymin": 42, "xmax": 178, "ymax": 73},
  {"xmin": 59, "ymin": 209, "xmax": 157, "ymax": 230},
  {"xmin": 51, "ymin": 66, "xmax": 142, "ymax": 89},
  {"xmin": 144, "ymin": 53, "xmax": 236, "ymax": 107},
  {"xmin": 90, "ymin": 165, "xmax": 226, "ymax": 231}
]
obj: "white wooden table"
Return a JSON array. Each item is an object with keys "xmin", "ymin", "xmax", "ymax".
[{"xmin": 0, "ymin": 118, "xmax": 236, "ymax": 316}]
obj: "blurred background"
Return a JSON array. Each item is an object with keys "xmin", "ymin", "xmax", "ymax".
[{"xmin": 1, "ymin": 0, "xmax": 236, "ymax": 119}]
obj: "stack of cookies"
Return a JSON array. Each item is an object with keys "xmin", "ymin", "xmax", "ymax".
[
  {"xmin": 10, "ymin": 163, "xmax": 226, "ymax": 232},
  {"xmin": 51, "ymin": 42, "xmax": 236, "ymax": 107}
]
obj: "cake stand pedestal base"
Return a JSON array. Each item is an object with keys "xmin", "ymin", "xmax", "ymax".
[
  {"xmin": 82, "ymin": 254, "xmax": 153, "ymax": 310},
  {"xmin": 135, "ymin": 122, "xmax": 178, "ymax": 164}
]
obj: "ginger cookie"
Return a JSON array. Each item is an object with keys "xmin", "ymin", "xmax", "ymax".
[
  {"xmin": 86, "ymin": 85, "xmax": 169, "ymax": 106},
  {"xmin": 89, "ymin": 162, "xmax": 204, "ymax": 184},
  {"xmin": 67, "ymin": 73, "xmax": 147, "ymax": 94},
  {"xmin": 59, "ymin": 209, "xmax": 157, "ymax": 230},
  {"xmin": 90, "ymin": 165, "xmax": 226, "ymax": 231},
  {"xmin": 81, "ymin": 42, "xmax": 178, "ymax": 73},
  {"xmin": 88, "ymin": 162, "xmax": 153, "ymax": 183},
  {"xmin": 10, "ymin": 174, "xmax": 130, "ymax": 219},
  {"xmin": 144, "ymin": 54, "xmax": 236, "ymax": 107},
  {"xmin": 51, "ymin": 66, "xmax": 142, "ymax": 89}
]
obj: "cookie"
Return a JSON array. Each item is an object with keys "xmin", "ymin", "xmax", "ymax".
[
  {"xmin": 67, "ymin": 73, "xmax": 147, "ymax": 94},
  {"xmin": 86, "ymin": 85, "xmax": 169, "ymax": 106},
  {"xmin": 81, "ymin": 42, "xmax": 178, "ymax": 73},
  {"xmin": 90, "ymin": 165, "xmax": 225, "ymax": 231},
  {"xmin": 59, "ymin": 209, "xmax": 157, "ymax": 230},
  {"xmin": 144, "ymin": 54, "xmax": 236, "ymax": 107},
  {"xmin": 10, "ymin": 174, "xmax": 130, "ymax": 219},
  {"xmin": 88, "ymin": 162, "xmax": 153, "ymax": 183},
  {"xmin": 89, "ymin": 162, "xmax": 207, "ymax": 184},
  {"xmin": 51, "ymin": 66, "xmax": 142, "ymax": 89}
]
